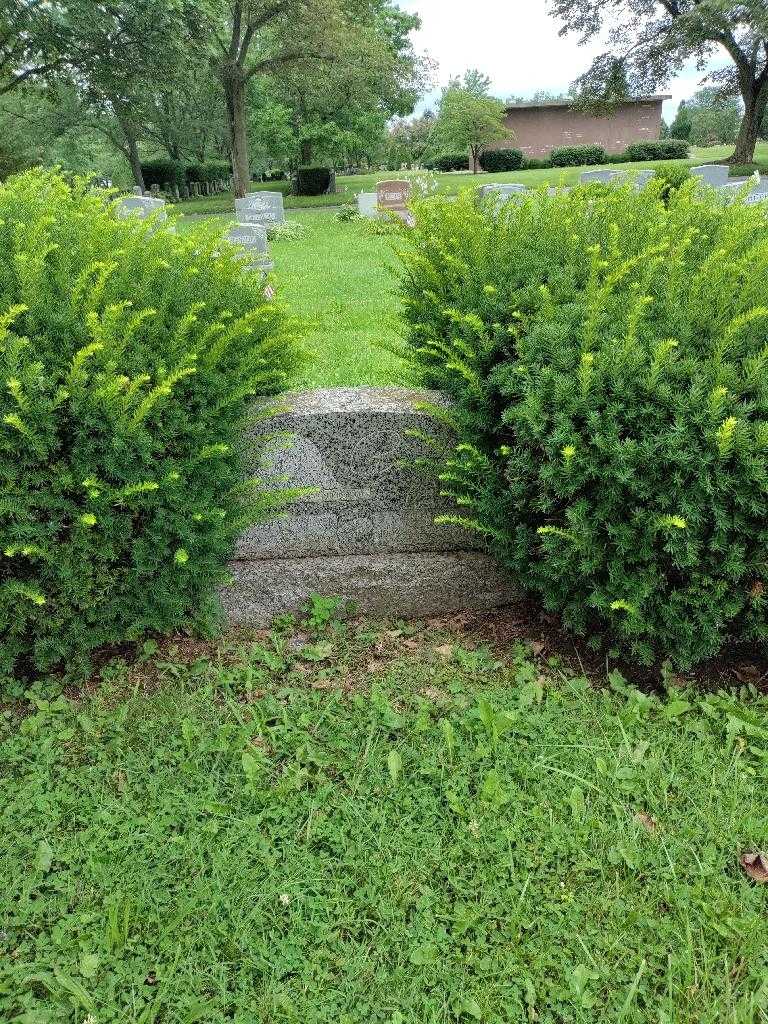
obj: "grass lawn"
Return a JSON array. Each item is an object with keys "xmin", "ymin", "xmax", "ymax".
[
  {"xmin": 2, "ymin": 608, "xmax": 767, "ymax": 1023},
  {"xmin": 179, "ymin": 210, "xmax": 410, "ymax": 389},
  {"xmin": 178, "ymin": 144, "xmax": 768, "ymax": 216}
]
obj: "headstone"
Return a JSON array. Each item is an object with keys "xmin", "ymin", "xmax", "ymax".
[
  {"xmin": 150, "ymin": 183, "xmax": 160, "ymax": 196},
  {"xmin": 221, "ymin": 388, "xmax": 515, "ymax": 624},
  {"xmin": 132, "ymin": 186, "xmax": 143, "ymax": 196},
  {"xmin": 225, "ymin": 222, "xmax": 272, "ymax": 271},
  {"xmin": 477, "ymin": 183, "xmax": 526, "ymax": 204},
  {"xmin": 357, "ymin": 192, "xmax": 378, "ymax": 218},
  {"xmin": 580, "ymin": 169, "xmax": 627, "ymax": 184},
  {"xmin": 115, "ymin": 195, "xmax": 167, "ymax": 222},
  {"xmin": 235, "ymin": 191, "xmax": 286, "ymax": 226},
  {"xmin": 376, "ymin": 179, "xmax": 412, "ymax": 222},
  {"xmin": 691, "ymin": 164, "xmax": 730, "ymax": 187},
  {"xmin": 634, "ymin": 170, "xmax": 655, "ymax": 188},
  {"xmin": 181, "ymin": 184, "xmax": 190, "ymax": 200}
]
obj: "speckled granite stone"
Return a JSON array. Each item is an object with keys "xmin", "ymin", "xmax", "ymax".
[
  {"xmin": 222, "ymin": 552, "xmax": 515, "ymax": 624},
  {"xmin": 223, "ymin": 387, "xmax": 516, "ymax": 624},
  {"xmin": 236, "ymin": 388, "xmax": 482, "ymax": 558}
]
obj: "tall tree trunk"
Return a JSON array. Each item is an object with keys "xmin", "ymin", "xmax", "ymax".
[
  {"xmin": 300, "ymin": 139, "xmax": 313, "ymax": 165},
  {"xmin": 121, "ymin": 121, "xmax": 145, "ymax": 190},
  {"xmin": 732, "ymin": 82, "xmax": 768, "ymax": 164},
  {"xmin": 223, "ymin": 69, "xmax": 249, "ymax": 198}
]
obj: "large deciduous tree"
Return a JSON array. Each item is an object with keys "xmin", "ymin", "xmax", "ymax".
[
  {"xmin": 205, "ymin": 0, "xmax": 423, "ymax": 197},
  {"xmin": 432, "ymin": 71, "xmax": 510, "ymax": 172},
  {"xmin": 549, "ymin": 0, "xmax": 768, "ymax": 163},
  {"xmin": 0, "ymin": 0, "xmax": 74, "ymax": 95}
]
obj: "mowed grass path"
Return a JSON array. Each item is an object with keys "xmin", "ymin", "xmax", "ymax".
[
  {"xmin": 272, "ymin": 212, "xmax": 409, "ymax": 389},
  {"xmin": 183, "ymin": 211, "xmax": 409, "ymax": 388}
]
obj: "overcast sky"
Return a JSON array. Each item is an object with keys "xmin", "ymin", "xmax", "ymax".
[{"xmin": 400, "ymin": 0, "xmax": 728, "ymax": 119}]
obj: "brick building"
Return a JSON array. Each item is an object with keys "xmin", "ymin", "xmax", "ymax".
[{"xmin": 480, "ymin": 96, "xmax": 670, "ymax": 166}]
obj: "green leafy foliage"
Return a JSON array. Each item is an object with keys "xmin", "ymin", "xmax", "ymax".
[
  {"xmin": 400, "ymin": 182, "xmax": 768, "ymax": 666},
  {"xmin": 425, "ymin": 152, "xmax": 470, "ymax": 171},
  {"xmin": 140, "ymin": 157, "xmax": 187, "ymax": 188},
  {"xmin": 0, "ymin": 170, "xmax": 303, "ymax": 676},
  {"xmin": 186, "ymin": 159, "xmax": 231, "ymax": 183},
  {"xmin": 653, "ymin": 161, "xmax": 692, "ymax": 201},
  {"xmin": 1, "ymin": 624, "xmax": 767, "ymax": 1022},
  {"xmin": 624, "ymin": 138, "xmax": 689, "ymax": 161},
  {"xmin": 295, "ymin": 165, "xmax": 334, "ymax": 196},
  {"xmin": 550, "ymin": 143, "xmax": 607, "ymax": 166},
  {"xmin": 478, "ymin": 148, "xmax": 524, "ymax": 172}
]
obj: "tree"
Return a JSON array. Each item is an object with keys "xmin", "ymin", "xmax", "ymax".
[
  {"xmin": 201, "ymin": 0, "xmax": 423, "ymax": 197},
  {"xmin": 687, "ymin": 87, "xmax": 741, "ymax": 146},
  {"xmin": 268, "ymin": 3, "xmax": 425, "ymax": 170},
  {"xmin": 550, "ymin": 0, "xmax": 768, "ymax": 163},
  {"xmin": 433, "ymin": 74, "xmax": 510, "ymax": 172},
  {"xmin": 0, "ymin": 0, "xmax": 75, "ymax": 95},
  {"xmin": 3, "ymin": 0, "xmax": 204, "ymax": 189},
  {"xmin": 669, "ymin": 100, "xmax": 693, "ymax": 141},
  {"xmin": 387, "ymin": 112, "xmax": 435, "ymax": 169}
]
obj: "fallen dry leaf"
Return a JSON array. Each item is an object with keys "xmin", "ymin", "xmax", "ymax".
[
  {"xmin": 366, "ymin": 660, "xmax": 385, "ymax": 674},
  {"xmin": 434, "ymin": 643, "xmax": 454, "ymax": 662},
  {"xmin": 635, "ymin": 811, "xmax": 657, "ymax": 832},
  {"xmin": 740, "ymin": 851, "xmax": 768, "ymax": 884},
  {"xmin": 530, "ymin": 640, "xmax": 545, "ymax": 657}
]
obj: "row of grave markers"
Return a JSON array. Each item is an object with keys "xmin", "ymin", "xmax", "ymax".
[{"xmin": 358, "ymin": 168, "xmax": 768, "ymax": 217}]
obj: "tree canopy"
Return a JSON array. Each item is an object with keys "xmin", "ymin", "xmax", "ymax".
[
  {"xmin": 549, "ymin": 0, "xmax": 768, "ymax": 162},
  {"xmin": 432, "ymin": 71, "xmax": 510, "ymax": 172}
]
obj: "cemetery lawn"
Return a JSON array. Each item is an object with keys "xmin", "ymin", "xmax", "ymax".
[
  {"xmin": 181, "ymin": 210, "xmax": 409, "ymax": 388},
  {"xmin": 2, "ymin": 611, "xmax": 768, "ymax": 1023},
  {"xmin": 178, "ymin": 143, "xmax": 768, "ymax": 216}
]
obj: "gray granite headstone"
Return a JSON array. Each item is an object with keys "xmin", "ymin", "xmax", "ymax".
[
  {"xmin": 221, "ymin": 388, "xmax": 515, "ymax": 624},
  {"xmin": 478, "ymin": 183, "xmax": 526, "ymax": 198},
  {"xmin": 634, "ymin": 170, "xmax": 655, "ymax": 188},
  {"xmin": 235, "ymin": 191, "xmax": 285, "ymax": 226},
  {"xmin": 357, "ymin": 192, "xmax": 378, "ymax": 217},
  {"xmin": 580, "ymin": 169, "xmax": 627, "ymax": 184},
  {"xmin": 691, "ymin": 164, "xmax": 730, "ymax": 187},
  {"xmin": 115, "ymin": 195, "xmax": 167, "ymax": 222},
  {"xmin": 225, "ymin": 222, "xmax": 272, "ymax": 271}
]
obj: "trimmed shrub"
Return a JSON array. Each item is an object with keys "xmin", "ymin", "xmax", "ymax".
[
  {"xmin": 295, "ymin": 166, "xmax": 333, "ymax": 196},
  {"xmin": 140, "ymin": 158, "xmax": 187, "ymax": 189},
  {"xmin": 478, "ymin": 148, "xmax": 524, "ymax": 172},
  {"xmin": 431, "ymin": 153, "xmax": 470, "ymax": 172},
  {"xmin": 521, "ymin": 156, "xmax": 551, "ymax": 171},
  {"xmin": 624, "ymin": 138, "xmax": 690, "ymax": 161},
  {"xmin": 0, "ymin": 171, "xmax": 303, "ymax": 677},
  {"xmin": 550, "ymin": 144, "xmax": 607, "ymax": 167},
  {"xmin": 400, "ymin": 182, "xmax": 768, "ymax": 667},
  {"xmin": 654, "ymin": 162, "xmax": 691, "ymax": 201},
  {"xmin": 186, "ymin": 160, "xmax": 231, "ymax": 184},
  {"xmin": 730, "ymin": 162, "xmax": 768, "ymax": 177}
]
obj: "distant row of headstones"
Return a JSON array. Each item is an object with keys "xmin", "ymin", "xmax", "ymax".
[{"xmin": 114, "ymin": 186, "xmax": 288, "ymax": 275}]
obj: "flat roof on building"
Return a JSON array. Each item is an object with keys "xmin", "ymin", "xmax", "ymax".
[{"xmin": 505, "ymin": 95, "xmax": 672, "ymax": 112}]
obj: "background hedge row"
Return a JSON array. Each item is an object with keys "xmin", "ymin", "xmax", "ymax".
[{"xmin": 140, "ymin": 158, "xmax": 232, "ymax": 190}]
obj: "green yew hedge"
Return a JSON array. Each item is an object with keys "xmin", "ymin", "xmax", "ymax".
[
  {"xmin": 0, "ymin": 171, "xmax": 303, "ymax": 677},
  {"xmin": 400, "ymin": 181, "xmax": 768, "ymax": 667},
  {"xmin": 550, "ymin": 144, "xmax": 607, "ymax": 167}
]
